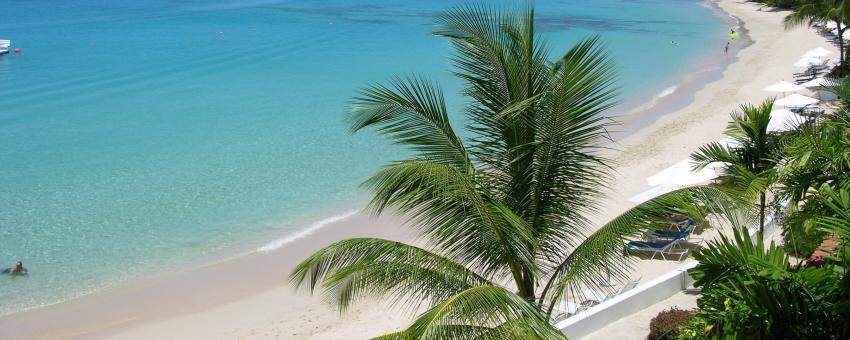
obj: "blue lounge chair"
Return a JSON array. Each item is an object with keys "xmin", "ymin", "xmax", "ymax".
[
  {"xmin": 648, "ymin": 229, "xmax": 690, "ymax": 240},
  {"xmin": 648, "ymin": 217, "xmax": 703, "ymax": 244}
]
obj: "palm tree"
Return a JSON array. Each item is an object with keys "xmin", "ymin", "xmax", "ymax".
[
  {"xmin": 287, "ymin": 6, "xmax": 746, "ymax": 338},
  {"xmin": 691, "ymin": 99, "xmax": 783, "ymax": 235},
  {"xmin": 775, "ymin": 84, "xmax": 850, "ymax": 258},
  {"xmin": 785, "ymin": 0, "xmax": 850, "ymax": 74}
]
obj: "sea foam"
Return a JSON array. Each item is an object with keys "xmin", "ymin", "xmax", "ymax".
[
  {"xmin": 633, "ymin": 85, "xmax": 678, "ymax": 112},
  {"xmin": 256, "ymin": 210, "xmax": 359, "ymax": 252}
]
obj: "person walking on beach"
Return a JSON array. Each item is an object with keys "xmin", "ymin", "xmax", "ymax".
[
  {"xmin": 2, "ymin": 261, "xmax": 27, "ymax": 275},
  {"xmin": 725, "ymin": 42, "xmax": 730, "ymax": 54}
]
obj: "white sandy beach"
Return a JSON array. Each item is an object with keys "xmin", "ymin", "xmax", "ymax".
[{"xmin": 0, "ymin": 1, "xmax": 836, "ymax": 339}]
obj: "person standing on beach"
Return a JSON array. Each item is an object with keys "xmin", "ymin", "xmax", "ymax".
[{"xmin": 725, "ymin": 42, "xmax": 730, "ymax": 54}]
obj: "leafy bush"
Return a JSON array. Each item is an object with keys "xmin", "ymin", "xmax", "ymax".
[
  {"xmin": 648, "ymin": 308, "xmax": 694, "ymax": 340},
  {"xmin": 688, "ymin": 221, "xmax": 847, "ymax": 339},
  {"xmin": 768, "ymin": 0, "xmax": 799, "ymax": 8},
  {"xmin": 782, "ymin": 223, "xmax": 827, "ymax": 259},
  {"xmin": 678, "ymin": 315, "xmax": 711, "ymax": 340}
]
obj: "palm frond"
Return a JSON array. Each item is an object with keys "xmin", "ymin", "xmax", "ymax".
[
  {"xmin": 689, "ymin": 227, "xmax": 789, "ymax": 291},
  {"xmin": 434, "ymin": 4, "xmax": 551, "ymax": 201},
  {"xmin": 817, "ymin": 185, "xmax": 850, "ymax": 238},
  {"xmin": 349, "ymin": 75, "xmax": 471, "ymax": 172},
  {"xmin": 690, "ymin": 142, "xmax": 736, "ymax": 169},
  {"xmin": 381, "ymin": 285, "xmax": 566, "ymax": 340},
  {"xmin": 526, "ymin": 35, "xmax": 619, "ymax": 258},
  {"xmin": 362, "ymin": 160, "xmax": 536, "ymax": 281},
  {"xmin": 290, "ymin": 238, "xmax": 492, "ymax": 312}
]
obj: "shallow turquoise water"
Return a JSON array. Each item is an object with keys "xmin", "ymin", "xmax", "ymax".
[{"xmin": 0, "ymin": 0, "xmax": 729, "ymax": 315}]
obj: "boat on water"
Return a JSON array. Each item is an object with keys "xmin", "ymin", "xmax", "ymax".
[{"xmin": 0, "ymin": 40, "xmax": 10, "ymax": 54}]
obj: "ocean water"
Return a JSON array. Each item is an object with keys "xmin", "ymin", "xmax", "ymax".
[{"xmin": 0, "ymin": 0, "xmax": 729, "ymax": 315}]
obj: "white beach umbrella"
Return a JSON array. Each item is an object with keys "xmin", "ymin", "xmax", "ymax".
[
  {"xmin": 774, "ymin": 93, "xmax": 819, "ymax": 107},
  {"xmin": 646, "ymin": 159, "xmax": 691, "ymax": 186},
  {"xmin": 629, "ymin": 183, "xmax": 680, "ymax": 203},
  {"xmin": 763, "ymin": 81, "xmax": 805, "ymax": 93},
  {"xmin": 793, "ymin": 56, "xmax": 823, "ymax": 68},
  {"xmin": 768, "ymin": 109, "xmax": 805, "ymax": 132},
  {"xmin": 803, "ymin": 47, "xmax": 832, "ymax": 58},
  {"xmin": 646, "ymin": 159, "xmax": 690, "ymax": 186},
  {"xmin": 801, "ymin": 77, "xmax": 833, "ymax": 88},
  {"xmin": 647, "ymin": 159, "xmax": 719, "ymax": 187},
  {"xmin": 673, "ymin": 165, "xmax": 720, "ymax": 186}
]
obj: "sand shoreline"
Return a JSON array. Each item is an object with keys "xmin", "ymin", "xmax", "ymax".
[
  {"xmin": 613, "ymin": 0, "xmax": 749, "ymax": 140},
  {"xmin": 0, "ymin": 1, "xmax": 835, "ymax": 339}
]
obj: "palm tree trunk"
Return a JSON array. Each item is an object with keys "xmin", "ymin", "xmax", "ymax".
[
  {"xmin": 518, "ymin": 267, "xmax": 536, "ymax": 301},
  {"xmin": 838, "ymin": 21, "xmax": 846, "ymax": 74},
  {"xmin": 759, "ymin": 192, "xmax": 766, "ymax": 236}
]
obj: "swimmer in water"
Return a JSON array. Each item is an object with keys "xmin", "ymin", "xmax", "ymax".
[{"xmin": 2, "ymin": 261, "xmax": 27, "ymax": 275}]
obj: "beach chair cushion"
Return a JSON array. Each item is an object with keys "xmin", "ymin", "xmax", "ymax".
[
  {"xmin": 625, "ymin": 240, "xmax": 671, "ymax": 250},
  {"xmin": 648, "ymin": 229, "xmax": 689, "ymax": 240}
]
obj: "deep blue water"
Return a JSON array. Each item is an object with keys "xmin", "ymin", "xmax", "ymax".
[{"xmin": 0, "ymin": 0, "xmax": 728, "ymax": 315}]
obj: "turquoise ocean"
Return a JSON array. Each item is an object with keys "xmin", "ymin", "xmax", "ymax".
[{"xmin": 0, "ymin": 0, "xmax": 730, "ymax": 315}]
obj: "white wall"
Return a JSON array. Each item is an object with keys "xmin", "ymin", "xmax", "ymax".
[{"xmin": 555, "ymin": 262, "xmax": 697, "ymax": 339}]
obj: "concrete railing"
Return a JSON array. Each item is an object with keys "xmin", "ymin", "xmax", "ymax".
[
  {"xmin": 557, "ymin": 214, "xmax": 780, "ymax": 338},
  {"xmin": 555, "ymin": 262, "xmax": 697, "ymax": 339}
]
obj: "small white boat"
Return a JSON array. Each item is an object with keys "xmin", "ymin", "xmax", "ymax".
[{"xmin": 0, "ymin": 40, "xmax": 10, "ymax": 54}]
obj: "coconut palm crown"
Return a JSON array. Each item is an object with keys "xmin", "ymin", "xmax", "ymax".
[
  {"xmin": 690, "ymin": 99, "xmax": 783, "ymax": 235},
  {"xmin": 290, "ymin": 6, "xmax": 739, "ymax": 339}
]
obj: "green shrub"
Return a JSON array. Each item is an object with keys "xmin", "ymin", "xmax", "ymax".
[
  {"xmin": 769, "ymin": 0, "xmax": 799, "ymax": 8},
  {"xmin": 678, "ymin": 315, "xmax": 711, "ymax": 340},
  {"xmin": 781, "ymin": 211, "xmax": 828, "ymax": 259},
  {"xmin": 648, "ymin": 308, "xmax": 695, "ymax": 340}
]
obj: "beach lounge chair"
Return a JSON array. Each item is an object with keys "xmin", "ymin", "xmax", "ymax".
[
  {"xmin": 581, "ymin": 289, "xmax": 608, "ymax": 304},
  {"xmin": 579, "ymin": 276, "xmax": 643, "ymax": 305},
  {"xmin": 648, "ymin": 223, "xmax": 703, "ymax": 244},
  {"xmin": 648, "ymin": 228, "xmax": 690, "ymax": 241},
  {"xmin": 618, "ymin": 277, "xmax": 641, "ymax": 295},
  {"xmin": 552, "ymin": 301, "xmax": 588, "ymax": 322},
  {"xmin": 624, "ymin": 239, "xmax": 689, "ymax": 261}
]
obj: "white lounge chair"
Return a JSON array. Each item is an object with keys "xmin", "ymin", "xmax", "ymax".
[
  {"xmin": 552, "ymin": 301, "xmax": 587, "ymax": 322},
  {"xmin": 581, "ymin": 289, "xmax": 608, "ymax": 304},
  {"xmin": 582, "ymin": 276, "xmax": 643, "ymax": 304}
]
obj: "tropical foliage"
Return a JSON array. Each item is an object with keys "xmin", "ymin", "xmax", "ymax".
[
  {"xmin": 690, "ymin": 99, "xmax": 782, "ymax": 235},
  {"xmin": 684, "ymin": 185, "xmax": 850, "ymax": 339},
  {"xmin": 683, "ymin": 77, "xmax": 850, "ymax": 338},
  {"xmin": 751, "ymin": 0, "xmax": 801, "ymax": 10},
  {"xmin": 775, "ymin": 81, "xmax": 850, "ymax": 258},
  {"xmin": 290, "ymin": 5, "xmax": 743, "ymax": 338}
]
